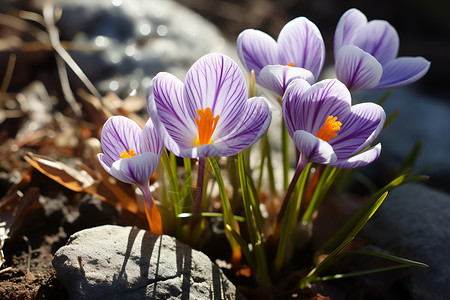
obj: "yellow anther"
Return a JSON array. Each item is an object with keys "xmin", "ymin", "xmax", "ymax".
[
  {"xmin": 195, "ymin": 107, "xmax": 219, "ymax": 146},
  {"xmin": 316, "ymin": 116, "xmax": 342, "ymax": 142},
  {"xmin": 120, "ymin": 148, "xmax": 137, "ymax": 159}
]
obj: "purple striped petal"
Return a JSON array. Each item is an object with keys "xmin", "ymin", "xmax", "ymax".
[
  {"xmin": 140, "ymin": 117, "xmax": 163, "ymax": 156},
  {"xmin": 190, "ymin": 144, "xmax": 221, "ymax": 158},
  {"xmin": 331, "ymin": 143, "xmax": 382, "ymax": 168},
  {"xmin": 237, "ymin": 29, "xmax": 278, "ymax": 76},
  {"xmin": 258, "ymin": 65, "xmax": 314, "ymax": 96},
  {"xmin": 353, "ymin": 20, "xmax": 399, "ymax": 65},
  {"xmin": 183, "ymin": 54, "xmax": 247, "ymax": 140},
  {"xmin": 214, "ymin": 96, "xmax": 272, "ymax": 156},
  {"xmin": 330, "ymin": 102, "xmax": 385, "ymax": 158},
  {"xmin": 109, "ymin": 152, "xmax": 160, "ymax": 186},
  {"xmin": 98, "ymin": 153, "xmax": 113, "ymax": 172},
  {"xmin": 149, "ymin": 72, "xmax": 197, "ymax": 150},
  {"xmin": 293, "ymin": 130, "xmax": 337, "ymax": 164},
  {"xmin": 100, "ymin": 116, "xmax": 142, "ymax": 165},
  {"xmin": 277, "ymin": 17, "xmax": 325, "ymax": 81},
  {"xmin": 334, "ymin": 8, "xmax": 367, "ymax": 55},
  {"xmin": 283, "ymin": 79, "xmax": 351, "ymax": 138},
  {"xmin": 335, "ymin": 45, "xmax": 383, "ymax": 91},
  {"xmin": 376, "ymin": 56, "xmax": 431, "ymax": 89}
]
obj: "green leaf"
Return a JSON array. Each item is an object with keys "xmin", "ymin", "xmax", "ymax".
[
  {"xmin": 400, "ymin": 141, "xmax": 422, "ymax": 172},
  {"xmin": 377, "ymin": 89, "xmax": 393, "ymax": 106},
  {"xmin": 383, "ymin": 110, "xmax": 399, "ymax": 131},
  {"xmin": 346, "ymin": 249, "xmax": 428, "ymax": 268},
  {"xmin": 300, "ymin": 192, "xmax": 388, "ymax": 289},
  {"xmin": 208, "ymin": 157, "xmax": 242, "ymax": 262},
  {"xmin": 177, "ymin": 212, "xmax": 245, "ymax": 223},
  {"xmin": 226, "ymin": 224, "xmax": 256, "ymax": 268},
  {"xmin": 313, "ymin": 265, "xmax": 410, "ymax": 283}
]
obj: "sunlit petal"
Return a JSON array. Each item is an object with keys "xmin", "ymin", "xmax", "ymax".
[
  {"xmin": 353, "ymin": 20, "xmax": 399, "ymax": 65},
  {"xmin": 109, "ymin": 152, "xmax": 160, "ymax": 186},
  {"xmin": 283, "ymin": 79, "xmax": 351, "ymax": 137},
  {"xmin": 258, "ymin": 65, "xmax": 314, "ymax": 96},
  {"xmin": 277, "ymin": 17, "xmax": 325, "ymax": 81},
  {"xmin": 334, "ymin": 8, "xmax": 367, "ymax": 55},
  {"xmin": 140, "ymin": 117, "xmax": 164, "ymax": 156},
  {"xmin": 237, "ymin": 29, "xmax": 278, "ymax": 76},
  {"xmin": 215, "ymin": 97, "xmax": 272, "ymax": 156},
  {"xmin": 184, "ymin": 54, "xmax": 247, "ymax": 140},
  {"xmin": 331, "ymin": 144, "xmax": 382, "ymax": 168},
  {"xmin": 335, "ymin": 45, "xmax": 383, "ymax": 91},
  {"xmin": 100, "ymin": 116, "xmax": 141, "ymax": 163},
  {"xmin": 376, "ymin": 56, "xmax": 431, "ymax": 89},
  {"xmin": 331, "ymin": 102, "xmax": 385, "ymax": 157},
  {"xmin": 148, "ymin": 72, "xmax": 197, "ymax": 150},
  {"xmin": 293, "ymin": 130, "xmax": 337, "ymax": 164}
]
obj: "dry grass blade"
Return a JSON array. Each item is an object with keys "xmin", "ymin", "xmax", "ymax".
[{"xmin": 42, "ymin": 3, "xmax": 103, "ymax": 101}]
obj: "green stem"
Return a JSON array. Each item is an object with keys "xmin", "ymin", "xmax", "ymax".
[
  {"xmin": 160, "ymin": 148, "xmax": 181, "ymax": 217},
  {"xmin": 237, "ymin": 152, "xmax": 272, "ymax": 289},
  {"xmin": 278, "ymin": 156, "xmax": 309, "ymax": 222},
  {"xmin": 281, "ymin": 116, "xmax": 290, "ymax": 190},
  {"xmin": 194, "ymin": 157, "xmax": 206, "ymax": 214},
  {"xmin": 302, "ymin": 166, "xmax": 340, "ymax": 222}
]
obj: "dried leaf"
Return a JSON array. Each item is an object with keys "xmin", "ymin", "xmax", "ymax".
[
  {"xmin": 24, "ymin": 152, "xmax": 94, "ymax": 192},
  {"xmin": 0, "ymin": 186, "xmax": 41, "ymax": 237}
]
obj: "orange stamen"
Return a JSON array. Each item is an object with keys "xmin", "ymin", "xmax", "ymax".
[
  {"xmin": 287, "ymin": 62, "xmax": 294, "ymax": 67},
  {"xmin": 195, "ymin": 107, "xmax": 220, "ymax": 146},
  {"xmin": 120, "ymin": 148, "xmax": 137, "ymax": 159},
  {"xmin": 316, "ymin": 116, "xmax": 342, "ymax": 142}
]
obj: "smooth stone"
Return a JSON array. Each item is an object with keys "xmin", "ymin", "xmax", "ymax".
[
  {"xmin": 353, "ymin": 87, "xmax": 450, "ymax": 190},
  {"xmin": 362, "ymin": 183, "xmax": 450, "ymax": 300},
  {"xmin": 52, "ymin": 225, "xmax": 245, "ymax": 300}
]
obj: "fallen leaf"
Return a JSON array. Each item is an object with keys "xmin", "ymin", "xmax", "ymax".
[{"xmin": 24, "ymin": 152, "xmax": 94, "ymax": 192}]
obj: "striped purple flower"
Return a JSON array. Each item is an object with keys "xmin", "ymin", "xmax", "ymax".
[
  {"xmin": 147, "ymin": 53, "xmax": 272, "ymax": 158},
  {"xmin": 237, "ymin": 17, "xmax": 324, "ymax": 95},
  {"xmin": 98, "ymin": 116, "xmax": 163, "ymax": 187},
  {"xmin": 334, "ymin": 8, "xmax": 430, "ymax": 91},
  {"xmin": 283, "ymin": 79, "xmax": 385, "ymax": 168}
]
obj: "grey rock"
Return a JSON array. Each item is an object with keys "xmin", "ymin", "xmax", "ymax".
[
  {"xmin": 353, "ymin": 87, "xmax": 450, "ymax": 190},
  {"xmin": 54, "ymin": 0, "xmax": 235, "ymax": 97},
  {"xmin": 362, "ymin": 183, "xmax": 450, "ymax": 300},
  {"xmin": 53, "ymin": 225, "xmax": 245, "ymax": 300}
]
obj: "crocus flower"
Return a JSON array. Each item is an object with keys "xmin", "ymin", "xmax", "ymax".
[
  {"xmin": 283, "ymin": 78, "xmax": 385, "ymax": 168},
  {"xmin": 147, "ymin": 53, "xmax": 272, "ymax": 159},
  {"xmin": 237, "ymin": 17, "xmax": 324, "ymax": 95},
  {"xmin": 334, "ymin": 8, "xmax": 430, "ymax": 91},
  {"xmin": 98, "ymin": 116, "xmax": 164, "ymax": 234}
]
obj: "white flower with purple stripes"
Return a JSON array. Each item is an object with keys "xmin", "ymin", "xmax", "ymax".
[
  {"xmin": 283, "ymin": 78, "xmax": 386, "ymax": 168},
  {"xmin": 334, "ymin": 8, "xmax": 430, "ymax": 91},
  {"xmin": 98, "ymin": 116, "xmax": 163, "ymax": 187},
  {"xmin": 147, "ymin": 53, "xmax": 272, "ymax": 158},
  {"xmin": 237, "ymin": 17, "xmax": 324, "ymax": 96}
]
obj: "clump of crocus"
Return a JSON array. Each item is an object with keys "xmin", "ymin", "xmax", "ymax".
[
  {"xmin": 279, "ymin": 78, "xmax": 385, "ymax": 217},
  {"xmin": 147, "ymin": 53, "xmax": 272, "ymax": 213},
  {"xmin": 334, "ymin": 8, "xmax": 430, "ymax": 91},
  {"xmin": 284, "ymin": 78, "xmax": 385, "ymax": 168},
  {"xmin": 98, "ymin": 116, "xmax": 164, "ymax": 234},
  {"xmin": 237, "ymin": 17, "xmax": 323, "ymax": 96}
]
